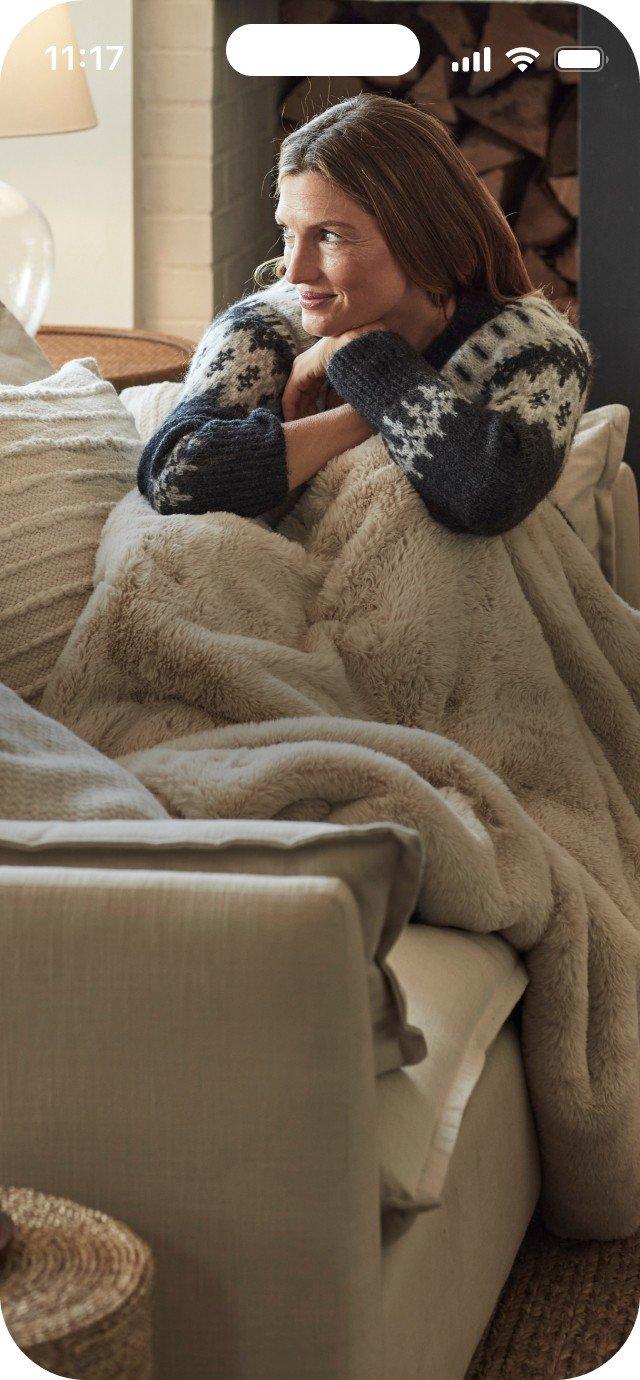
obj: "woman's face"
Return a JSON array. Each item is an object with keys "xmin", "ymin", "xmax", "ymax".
[{"xmin": 276, "ymin": 170, "xmax": 415, "ymax": 336}]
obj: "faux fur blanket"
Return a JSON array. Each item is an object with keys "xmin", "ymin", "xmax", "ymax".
[{"xmin": 41, "ymin": 432, "xmax": 640, "ymax": 1242}]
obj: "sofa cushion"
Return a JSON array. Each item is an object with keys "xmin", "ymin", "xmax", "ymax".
[
  {"xmin": 551, "ymin": 403, "xmax": 630, "ymax": 587},
  {"xmin": 381, "ymin": 1021, "xmax": 541, "ymax": 1379},
  {"xmin": 377, "ymin": 924, "xmax": 529, "ymax": 1211},
  {"xmin": 0, "ymin": 814, "xmax": 428, "ymax": 1079},
  {"xmin": 0, "ymin": 683, "xmax": 168, "ymax": 821},
  {"xmin": 0, "ymin": 299, "xmax": 53, "ymax": 387},
  {"xmin": 610, "ymin": 462, "xmax": 640, "ymax": 609},
  {"xmin": 119, "ymin": 378, "xmax": 184, "ymax": 442},
  {"xmin": 0, "ymin": 357, "xmax": 141, "ymax": 705}
]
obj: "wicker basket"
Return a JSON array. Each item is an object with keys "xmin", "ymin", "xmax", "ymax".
[
  {"xmin": 0, "ymin": 1186, "xmax": 154, "ymax": 1378},
  {"xmin": 36, "ymin": 325, "xmax": 195, "ymax": 391}
]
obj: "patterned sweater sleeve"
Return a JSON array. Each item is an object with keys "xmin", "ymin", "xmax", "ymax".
[
  {"xmin": 137, "ymin": 293, "xmax": 300, "ymax": 517},
  {"xmin": 325, "ymin": 313, "xmax": 594, "ymax": 536}
]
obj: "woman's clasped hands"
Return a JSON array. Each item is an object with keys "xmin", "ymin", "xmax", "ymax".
[{"xmin": 281, "ymin": 321, "xmax": 389, "ymax": 422}]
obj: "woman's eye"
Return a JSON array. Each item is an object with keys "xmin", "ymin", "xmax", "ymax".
[{"xmin": 278, "ymin": 228, "xmax": 340, "ymax": 244}]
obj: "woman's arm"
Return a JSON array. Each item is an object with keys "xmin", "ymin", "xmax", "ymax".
[
  {"xmin": 137, "ymin": 290, "xmax": 372, "ymax": 519},
  {"xmin": 324, "ymin": 317, "xmax": 594, "ymax": 536},
  {"xmin": 285, "ymin": 405, "xmax": 375, "ymax": 488},
  {"xmin": 137, "ymin": 397, "xmax": 290, "ymax": 517},
  {"xmin": 137, "ymin": 394, "xmax": 373, "ymax": 518}
]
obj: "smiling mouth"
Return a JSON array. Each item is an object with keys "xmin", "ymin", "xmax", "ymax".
[{"xmin": 299, "ymin": 293, "xmax": 335, "ymax": 303}]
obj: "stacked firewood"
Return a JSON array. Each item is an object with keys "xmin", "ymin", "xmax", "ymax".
[{"xmin": 277, "ymin": 2, "xmax": 579, "ymax": 322}]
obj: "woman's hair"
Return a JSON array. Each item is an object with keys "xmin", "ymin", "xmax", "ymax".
[{"xmin": 254, "ymin": 91, "xmax": 542, "ymax": 308}]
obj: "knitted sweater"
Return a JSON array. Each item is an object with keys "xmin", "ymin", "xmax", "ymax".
[{"xmin": 137, "ymin": 278, "xmax": 594, "ymax": 536}]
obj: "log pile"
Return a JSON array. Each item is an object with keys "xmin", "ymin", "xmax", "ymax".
[{"xmin": 277, "ymin": 2, "xmax": 579, "ymax": 322}]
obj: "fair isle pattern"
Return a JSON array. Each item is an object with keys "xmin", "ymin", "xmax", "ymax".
[
  {"xmin": 138, "ymin": 282, "xmax": 317, "ymax": 517},
  {"xmin": 384, "ymin": 310, "xmax": 591, "ymax": 466},
  {"xmin": 325, "ymin": 293, "xmax": 593, "ymax": 534},
  {"xmin": 451, "ymin": 299, "xmax": 592, "ymax": 449},
  {"xmin": 137, "ymin": 279, "xmax": 594, "ymax": 535},
  {"xmin": 180, "ymin": 279, "xmax": 315, "ymax": 405}
]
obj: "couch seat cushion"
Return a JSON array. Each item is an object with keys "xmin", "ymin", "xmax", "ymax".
[{"xmin": 377, "ymin": 923, "xmax": 529, "ymax": 1211}]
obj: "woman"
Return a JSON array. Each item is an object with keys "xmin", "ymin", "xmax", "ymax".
[{"xmin": 137, "ymin": 92, "xmax": 594, "ymax": 536}]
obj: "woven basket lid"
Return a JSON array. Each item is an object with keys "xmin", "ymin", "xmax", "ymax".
[
  {"xmin": 36, "ymin": 326, "xmax": 195, "ymax": 391},
  {"xmin": 0, "ymin": 1186, "xmax": 153, "ymax": 1378}
]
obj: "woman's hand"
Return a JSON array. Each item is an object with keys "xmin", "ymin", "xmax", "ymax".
[{"xmin": 281, "ymin": 320, "xmax": 390, "ymax": 422}]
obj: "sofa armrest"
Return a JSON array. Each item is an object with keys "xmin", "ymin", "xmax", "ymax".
[{"xmin": 0, "ymin": 865, "xmax": 384, "ymax": 1380}]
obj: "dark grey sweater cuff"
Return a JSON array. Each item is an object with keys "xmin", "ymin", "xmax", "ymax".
[
  {"xmin": 325, "ymin": 330, "xmax": 435, "ymax": 426},
  {"xmin": 137, "ymin": 397, "xmax": 290, "ymax": 518}
]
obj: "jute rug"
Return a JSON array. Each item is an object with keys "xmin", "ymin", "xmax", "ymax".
[{"xmin": 465, "ymin": 1203, "xmax": 640, "ymax": 1378}]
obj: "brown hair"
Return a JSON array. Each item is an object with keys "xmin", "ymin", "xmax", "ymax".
[{"xmin": 254, "ymin": 91, "xmax": 542, "ymax": 309}]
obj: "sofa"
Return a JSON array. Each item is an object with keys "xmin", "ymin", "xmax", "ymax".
[{"xmin": 1, "ymin": 302, "xmax": 639, "ymax": 1378}]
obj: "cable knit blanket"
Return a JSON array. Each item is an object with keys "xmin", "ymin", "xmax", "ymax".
[{"xmin": 41, "ymin": 429, "xmax": 640, "ymax": 1242}]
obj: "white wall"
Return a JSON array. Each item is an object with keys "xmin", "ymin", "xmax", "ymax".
[
  {"xmin": 133, "ymin": 0, "xmax": 280, "ymax": 342},
  {"xmin": 0, "ymin": 0, "xmax": 133, "ymax": 328}
]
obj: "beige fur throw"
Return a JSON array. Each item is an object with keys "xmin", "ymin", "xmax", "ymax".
[{"xmin": 41, "ymin": 432, "xmax": 640, "ymax": 1242}]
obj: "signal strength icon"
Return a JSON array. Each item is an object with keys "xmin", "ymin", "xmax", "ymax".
[
  {"xmin": 505, "ymin": 46, "xmax": 540, "ymax": 71},
  {"xmin": 451, "ymin": 47, "xmax": 491, "ymax": 74}
]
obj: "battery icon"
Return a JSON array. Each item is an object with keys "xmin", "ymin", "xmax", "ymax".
[{"xmin": 554, "ymin": 46, "xmax": 607, "ymax": 72}]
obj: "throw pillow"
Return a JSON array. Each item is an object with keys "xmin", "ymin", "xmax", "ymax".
[
  {"xmin": 0, "ymin": 299, "xmax": 53, "ymax": 387},
  {"xmin": 0, "ymin": 682, "xmax": 168, "ymax": 820},
  {"xmin": 0, "ymin": 356, "xmax": 142, "ymax": 705},
  {"xmin": 551, "ymin": 403, "xmax": 630, "ymax": 584},
  {"xmin": 119, "ymin": 378, "xmax": 184, "ymax": 442}
]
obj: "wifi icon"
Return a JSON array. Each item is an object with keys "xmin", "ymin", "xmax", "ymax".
[{"xmin": 505, "ymin": 46, "xmax": 540, "ymax": 71}]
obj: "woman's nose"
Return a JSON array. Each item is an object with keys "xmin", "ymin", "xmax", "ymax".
[{"xmin": 284, "ymin": 239, "xmax": 320, "ymax": 285}]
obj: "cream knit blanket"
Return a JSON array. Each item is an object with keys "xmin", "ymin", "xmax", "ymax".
[{"xmin": 41, "ymin": 432, "xmax": 640, "ymax": 1242}]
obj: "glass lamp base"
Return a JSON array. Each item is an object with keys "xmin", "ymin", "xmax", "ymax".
[{"xmin": 0, "ymin": 180, "xmax": 54, "ymax": 336}]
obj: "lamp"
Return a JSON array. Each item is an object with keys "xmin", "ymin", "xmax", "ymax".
[{"xmin": 0, "ymin": 4, "xmax": 97, "ymax": 334}]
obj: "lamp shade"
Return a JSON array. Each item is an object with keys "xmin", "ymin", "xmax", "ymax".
[{"xmin": 0, "ymin": 4, "xmax": 96, "ymax": 137}]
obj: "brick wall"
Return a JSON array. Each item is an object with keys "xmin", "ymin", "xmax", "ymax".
[{"xmin": 133, "ymin": 0, "xmax": 279, "ymax": 343}]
